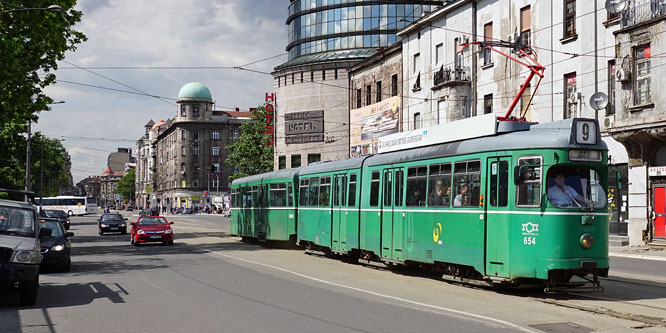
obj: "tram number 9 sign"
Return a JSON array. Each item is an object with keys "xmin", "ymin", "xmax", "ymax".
[{"xmin": 575, "ymin": 120, "xmax": 597, "ymax": 145}]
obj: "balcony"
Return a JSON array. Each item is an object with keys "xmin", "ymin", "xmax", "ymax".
[
  {"xmin": 432, "ymin": 65, "xmax": 470, "ymax": 90},
  {"xmin": 621, "ymin": 0, "xmax": 666, "ymax": 28}
]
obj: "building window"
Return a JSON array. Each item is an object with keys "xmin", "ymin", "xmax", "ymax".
[
  {"xmin": 300, "ymin": 72, "xmax": 303, "ymax": 83},
  {"xmin": 483, "ymin": 23, "xmax": 492, "ymax": 65},
  {"xmin": 212, "ymin": 147, "xmax": 220, "ymax": 156},
  {"xmin": 484, "ymin": 94, "xmax": 493, "ymax": 114},
  {"xmin": 193, "ymin": 179, "xmax": 199, "ymax": 187},
  {"xmin": 311, "ymin": 71, "xmax": 314, "ymax": 81},
  {"xmin": 334, "ymin": 69, "xmax": 338, "ymax": 80},
  {"xmin": 391, "ymin": 74, "xmax": 398, "ymax": 97},
  {"xmin": 376, "ymin": 81, "xmax": 382, "ymax": 103},
  {"xmin": 366, "ymin": 85, "xmax": 371, "ymax": 106},
  {"xmin": 278, "ymin": 155, "xmax": 286, "ymax": 169},
  {"xmin": 181, "ymin": 130, "xmax": 186, "ymax": 140},
  {"xmin": 634, "ymin": 45, "xmax": 651, "ymax": 105},
  {"xmin": 414, "ymin": 112, "xmax": 421, "ymax": 130},
  {"xmin": 413, "ymin": 53, "xmax": 420, "ymax": 73},
  {"xmin": 181, "ymin": 180, "xmax": 186, "ymax": 188},
  {"xmin": 212, "ymin": 130, "xmax": 220, "ymax": 140},
  {"xmin": 192, "ymin": 131, "xmax": 199, "ymax": 141},
  {"xmin": 356, "ymin": 88, "xmax": 362, "ymax": 108},
  {"xmin": 181, "ymin": 163, "xmax": 185, "ymax": 172},
  {"xmin": 461, "ymin": 96, "xmax": 469, "ymax": 118},
  {"xmin": 564, "ymin": 0, "xmax": 576, "ymax": 39},
  {"xmin": 212, "ymin": 163, "xmax": 220, "ymax": 173},
  {"xmin": 520, "ymin": 6, "xmax": 531, "ymax": 47},
  {"xmin": 192, "ymin": 105, "xmax": 200, "ymax": 117},
  {"xmin": 212, "ymin": 178, "xmax": 219, "ymax": 188},
  {"xmin": 181, "ymin": 146, "xmax": 186, "ymax": 156},
  {"xmin": 608, "ymin": 60, "xmax": 616, "ymax": 115},
  {"xmin": 435, "ymin": 43, "xmax": 443, "ymax": 65},
  {"xmin": 322, "ymin": 70, "xmax": 326, "ymax": 81},
  {"xmin": 180, "ymin": 105, "xmax": 186, "ymax": 117},
  {"xmin": 307, "ymin": 153, "xmax": 321, "ymax": 165},
  {"xmin": 291, "ymin": 74, "xmax": 294, "ymax": 84},
  {"xmin": 291, "ymin": 154, "xmax": 301, "ymax": 168},
  {"xmin": 193, "ymin": 145, "xmax": 199, "ymax": 156},
  {"xmin": 607, "ymin": 10, "xmax": 620, "ymax": 22},
  {"xmin": 564, "ymin": 72, "xmax": 576, "ymax": 119},
  {"xmin": 233, "ymin": 130, "xmax": 239, "ymax": 139},
  {"xmin": 455, "ymin": 38, "xmax": 464, "ymax": 68}
]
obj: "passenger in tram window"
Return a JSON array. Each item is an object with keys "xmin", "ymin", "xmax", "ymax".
[
  {"xmin": 454, "ymin": 184, "xmax": 469, "ymax": 207},
  {"xmin": 407, "ymin": 188, "xmax": 424, "ymax": 206},
  {"xmin": 428, "ymin": 179, "xmax": 450, "ymax": 207}
]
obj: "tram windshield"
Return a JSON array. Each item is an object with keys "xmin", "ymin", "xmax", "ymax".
[{"xmin": 546, "ymin": 166, "xmax": 606, "ymax": 209}]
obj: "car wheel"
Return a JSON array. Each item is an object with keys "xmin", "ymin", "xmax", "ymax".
[
  {"xmin": 168, "ymin": 241, "xmax": 174, "ymax": 246},
  {"xmin": 99, "ymin": 230, "xmax": 103, "ymax": 235},
  {"xmin": 19, "ymin": 279, "xmax": 39, "ymax": 306},
  {"xmin": 61, "ymin": 256, "xmax": 71, "ymax": 272},
  {"xmin": 130, "ymin": 235, "xmax": 134, "ymax": 244}
]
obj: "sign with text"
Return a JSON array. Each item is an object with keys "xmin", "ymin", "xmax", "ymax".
[
  {"xmin": 350, "ymin": 96, "xmax": 400, "ymax": 157},
  {"xmin": 285, "ymin": 110, "xmax": 324, "ymax": 144},
  {"xmin": 649, "ymin": 166, "xmax": 666, "ymax": 177}
]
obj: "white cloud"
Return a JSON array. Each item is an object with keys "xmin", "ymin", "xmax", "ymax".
[{"xmin": 38, "ymin": 0, "xmax": 287, "ymax": 182}]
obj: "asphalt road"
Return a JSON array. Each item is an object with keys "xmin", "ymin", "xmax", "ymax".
[{"xmin": 1, "ymin": 213, "xmax": 664, "ymax": 333}]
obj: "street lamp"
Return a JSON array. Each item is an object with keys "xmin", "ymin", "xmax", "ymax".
[{"xmin": 0, "ymin": 5, "xmax": 63, "ymax": 14}]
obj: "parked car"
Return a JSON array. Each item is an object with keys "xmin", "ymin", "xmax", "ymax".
[
  {"xmin": 130, "ymin": 216, "xmax": 174, "ymax": 246},
  {"xmin": 182, "ymin": 208, "xmax": 192, "ymax": 215},
  {"xmin": 0, "ymin": 188, "xmax": 48, "ymax": 306},
  {"xmin": 41, "ymin": 209, "xmax": 70, "ymax": 230},
  {"xmin": 38, "ymin": 218, "xmax": 73, "ymax": 272},
  {"xmin": 98, "ymin": 213, "xmax": 128, "ymax": 235}
]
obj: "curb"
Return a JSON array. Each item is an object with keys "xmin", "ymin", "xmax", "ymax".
[{"xmin": 609, "ymin": 252, "xmax": 666, "ymax": 262}]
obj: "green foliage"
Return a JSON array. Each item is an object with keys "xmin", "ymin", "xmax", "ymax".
[
  {"xmin": 226, "ymin": 104, "xmax": 274, "ymax": 180},
  {"xmin": 0, "ymin": 0, "xmax": 86, "ymax": 190},
  {"xmin": 116, "ymin": 169, "xmax": 135, "ymax": 201}
]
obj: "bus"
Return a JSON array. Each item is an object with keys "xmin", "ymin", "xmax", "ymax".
[{"xmin": 36, "ymin": 196, "xmax": 97, "ymax": 216}]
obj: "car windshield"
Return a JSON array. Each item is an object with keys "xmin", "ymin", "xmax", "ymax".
[
  {"xmin": 39, "ymin": 221, "xmax": 63, "ymax": 237},
  {"xmin": 0, "ymin": 207, "xmax": 36, "ymax": 237},
  {"xmin": 547, "ymin": 166, "xmax": 606, "ymax": 210},
  {"xmin": 102, "ymin": 214, "xmax": 124, "ymax": 221},
  {"xmin": 45, "ymin": 210, "xmax": 67, "ymax": 218},
  {"xmin": 138, "ymin": 217, "xmax": 167, "ymax": 225}
]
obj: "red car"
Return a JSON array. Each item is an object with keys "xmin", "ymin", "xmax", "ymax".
[{"xmin": 130, "ymin": 216, "xmax": 174, "ymax": 245}]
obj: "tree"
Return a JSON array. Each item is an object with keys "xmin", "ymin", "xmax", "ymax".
[
  {"xmin": 116, "ymin": 169, "xmax": 136, "ymax": 202},
  {"xmin": 0, "ymin": 1, "xmax": 86, "ymax": 190},
  {"xmin": 226, "ymin": 104, "xmax": 274, "ymax": 180}
]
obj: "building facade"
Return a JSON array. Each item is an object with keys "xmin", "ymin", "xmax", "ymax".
[
  {"xmin": 609, "ymin": 0, "xmax": 666, "ymax": 244},
  {"xmin": 273, "ymin": 1, "xmax": 446, "ymax": 169},
  {"xmin": 348, "ymin": 43, "xmax": 403, "ymax": 157},
  {"xmin": 75, "ymin": 176, "xmax": 101, "ymax": 204},
  {"xmin": 135, "ymin": 120, "xmax": 155, "ymax": 209},
  {"xmin": 151, "ymin": 82, "xmax": 248, "ymax": 210},
  {"xmin": 100, "ymin": 166, "xmax": 125, "ymax": 207}
]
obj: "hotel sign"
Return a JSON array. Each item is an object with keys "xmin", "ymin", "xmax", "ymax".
[{"xmin": 285, "ymin": 110, "xmax": 324, "ymax": 144}]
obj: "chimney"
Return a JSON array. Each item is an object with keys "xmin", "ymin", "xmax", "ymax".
[{"xmin": 235, "ymin": 107, "xmax": 239, "ymax": 112}]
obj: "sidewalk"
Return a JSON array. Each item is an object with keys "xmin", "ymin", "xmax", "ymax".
[{"xmin": 609, "ymin": 244, "xmax": 666, "ymax": 261}]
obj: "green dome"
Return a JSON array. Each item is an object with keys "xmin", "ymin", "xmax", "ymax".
[{"xmin": 178, "ymin": 82, "xmax": 212, "ymax": 100}]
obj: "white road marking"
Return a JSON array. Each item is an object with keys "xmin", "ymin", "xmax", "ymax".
[
  {"xmin": 142, "ymin": 278, "xmax": 174, "ymax": 296},
  {"xmin": 609, "ymin": 253, "xmax": 666, "ymax": 262},
  {"xmin": 207, "ymin": 250, "xmax": 534, "ymax": 332},
  {"xmin": 89, "ymin": 284, "xmax": 99, "ymax": 293}
]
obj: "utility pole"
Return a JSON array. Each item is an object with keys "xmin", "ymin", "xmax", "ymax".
[
  {"xmin": 25, "ymin": 121, "xmax": 31, "ymax": 201},
  {"xmin": 39, "ymin": 135, "xmax": 44, "ymax": 211}
]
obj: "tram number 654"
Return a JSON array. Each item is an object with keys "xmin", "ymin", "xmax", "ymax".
[{"xmin": 523, "ymin": 237, "xmax": 536, "ymax": 245}]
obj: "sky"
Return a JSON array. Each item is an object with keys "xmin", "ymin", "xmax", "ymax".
[{"xmin": 35, "ymin": 0, "xmax": 287, "ymax": 183}]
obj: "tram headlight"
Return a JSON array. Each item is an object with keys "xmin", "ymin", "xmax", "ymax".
[{"xmin": 580, "ymin": 233, "xmax": 594, "ymax": 250}]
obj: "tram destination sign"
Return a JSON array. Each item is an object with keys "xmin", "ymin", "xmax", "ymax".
[{"xmin": 285, "ymin": 110, "xmax": 324, "ymax": 144}]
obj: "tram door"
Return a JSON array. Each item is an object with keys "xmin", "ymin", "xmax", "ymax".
[
  {"xmin": 331, "ymin": 174, "xmax": 348, "ymax": 251},
  {"xmin": 485, "ymin": 157, "xmax": 511, "ymax": 278},
  {"xmin": 381, "ymin": 168, "xmax": 404, "ymax": 261}
]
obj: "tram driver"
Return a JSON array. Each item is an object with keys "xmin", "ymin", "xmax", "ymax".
[{"xmin": 547, "ymin": 173, "xmax": 585, "ymax": 207}]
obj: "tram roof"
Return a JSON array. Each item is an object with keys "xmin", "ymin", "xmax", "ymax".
[
  {"xmin": 232, "ymin": 168, "xmax": 300, "ymax": 185},
  {"xmin": 299, "ymin": 156, "xmax": 370, "ymax": 176},
  {"xmin": 365, "ymin": 118, "xmax": 607, "ymax": 167}
]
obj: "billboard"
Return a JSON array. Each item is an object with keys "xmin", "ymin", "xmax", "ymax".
[
  {"xmin": 350, "ymin": 96, "xmax": 400, "ymax": 157},
  {"xmin": 285, "ymin": 110, "xmax": 324, "ymax": 144}
]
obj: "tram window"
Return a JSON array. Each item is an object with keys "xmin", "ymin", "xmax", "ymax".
[
  {"xmin": 395, "ymin": 170, "xmax": 404, "ymax": 206},
  {"xmin": 348, "ymin": 173, "xmax": 357, "ymax": 207},
  {"xmin": 383, "ymin": 171, "xmax": 392, "ymax": 207},
  {"xmin": 489, "ymin": 161, "xmax": 509, "ymax": 207},
  {"xmin": 287, "ymin": 184, "xmax": 294, "ymax": 207},
  {"xmin": 308, "ymin": 177, "xmax": 320, "ymax": 206},
  {"xmin": 299, "ymin": 179, "xmax": 309, "ymax": 206},
  {"xmin": 428, "ymin": 163, "xmax": 452, "ymax": 207},
  {"xmin": 270, "ymin": 183, "xmax": 287, "ymax": 207},
  {"xmin": 319, "ymin": 176, "xmax": 331, "ymax": 207},
  {"xmin": 546, "ymin": 166, "xmax": 606, "ymax": 209},
  {"xmin": 453, "ymin": 161, "xmax": 481, "ymax": 207},
  {"xmin": 406, "ymin": 166, "xmax": 427, "ymax": 206},
  {"xmin": 516, "ymin": 156, "xmax": 542, "ymax": 207},
  {"xmin": 333, "ymin": 177, "xmax": 340, "ymax": 206},
  {"xmin": 370, "ymin": 171, "xmax": 380, "ymax": 207},
  {"xmin": 341, "ymin": 175, "xmax": 348, "ymax": 208}
]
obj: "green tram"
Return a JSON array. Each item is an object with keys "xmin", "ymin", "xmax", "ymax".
[
  {"xmin": 231, "ymin": 118, "xmax": 609, "ymax": 291},
  {"xmin": 230, "ymin": 169, "xmax": 299, "ymax": 243}
]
